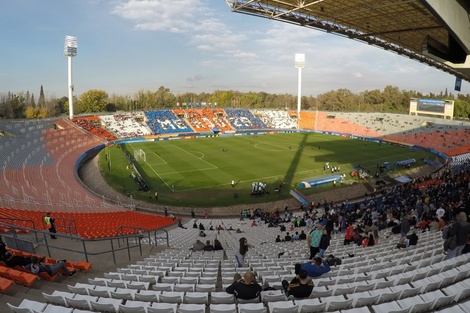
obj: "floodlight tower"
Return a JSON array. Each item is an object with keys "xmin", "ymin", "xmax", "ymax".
[
  {"xmin": 295, "ymin": 53, "xmax": 305, "ymax": 129},
  {"xmin": 64, "ymin": 35, "xmax": 77, "ymax": 119}
]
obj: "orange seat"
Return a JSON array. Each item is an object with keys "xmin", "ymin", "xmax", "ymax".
[
  {"xmin": 0, "ymin": 276, "xmax": 14, "ymax": 293},
  {"xmin": 72, "ymin": 262, "xmax": 92, "ymax": 272},
  {"xmin": 8, "ymin": 269, "xmax": 37, "ymax": 286}
]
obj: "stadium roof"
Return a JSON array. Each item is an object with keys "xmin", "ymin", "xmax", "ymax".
[{"xmin": 226, "ymin": 0, "xmax": 470, "ymax": 82}]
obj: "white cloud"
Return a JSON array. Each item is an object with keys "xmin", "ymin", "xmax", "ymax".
[{"xmin": 111, "ymin": 0, "xmax": 205, "ymax": 32}]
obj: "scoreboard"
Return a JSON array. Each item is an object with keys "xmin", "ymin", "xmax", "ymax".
[{"xmin": 409, "ymin": 98, "xmax": 454, "ymax": 119}]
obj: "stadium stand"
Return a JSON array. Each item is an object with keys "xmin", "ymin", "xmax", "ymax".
[
  {"xmin": 296, "ymin": 111, "xmax": 316, "ymax": 130},
  {"xmin": 71, "ymin": 116, "xmax": 116, "ymax": 140},
  {"xmin": 0, "ymin": 119, "xmax": 175, "ymax": 238},
  {"xmin": 252, "ymin": 110, "xmax": 297, "ymax": 129},
  {"xmin": 224, "ymin": 109, "xmax": 267, "ymax": 130},
  {"xmin": 145, "ymin": 110, "xmax": 193, "ymax": 135},
  {"xmin": 185, "ymin": 109, "xmax": 233, "ymax": 132},
  {"xmin": 100, "ymin": 112, "xmax": 151, "ymax": 138}
]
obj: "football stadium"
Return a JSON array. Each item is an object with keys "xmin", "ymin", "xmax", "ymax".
[{"xmin": 1, "ymin": 1, "xmax": 470, "ymax": 313}]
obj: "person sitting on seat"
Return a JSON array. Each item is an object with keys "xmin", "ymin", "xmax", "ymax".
[
  {"xmin": 203, "ymin": 240, "xmax": 214, "ymax": 251},
  {"xmin": 301, "ymin": 257, "xmax": 331, "ymax": 278},
  {"xmin": 281, "ymin": 269, "xmax": 314, "ymax": 299},
  {"xmin": 213, "ymin": 239, "xmax": 223, "ymax": 250},
  {"xmin": 1, "ymin": 250, "xmax": 46, "ymax": 268},
  {"xmin": 25, "ymin": 256, "xmax": 76, "ymax": 277},
  {"xmin": 192, "ymin": 240, "xmax": 205, "ymax": 251},
  {"xmin": 225, "ymin": 271, "xmax": 262, "ymax": 300}
]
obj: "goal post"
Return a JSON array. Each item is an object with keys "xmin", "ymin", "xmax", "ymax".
[{"xmin": 134, "ymin": 149, "xmax": 146, "ymax": 162}]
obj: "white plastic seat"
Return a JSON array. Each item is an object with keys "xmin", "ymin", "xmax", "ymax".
[
  {"xmin": 324, "ymin": 295, "xmax": 353, "ymax": 311},
  {"xmin": 350, "ymin": 291, "xmax": 379, "ymax": 307},
  {"xmin": 195, "ymin": 284, "xmax": 216, "ymax": 292},
  {"xmin": 135, "ymin": 290, "xmax": 161, "ymax": 302},
  {"xmin": 148, "ymin": 302, "xmax": 178, "ymax": 313},
  {"xmin": 199, "ymin": 276, "xmax": 217, "ymax": 284},
  {"xmin": 442, "ymin": 280, "xmax": 470, "ymax": 302},
  {"xmin": 184, "ymin": 291, "xmax": 209, "ymax": 304},
  {"xmin": 341, "ymin": 307, "xmax": 372, "ymax": 313},
  {"xmin": 174, "ymin": 283, "xmax": 195, "ymax": 292},
  {"xmin": 65, "ymin": 294, "xmax": 98, "ymax": 310},
  {"xmin": 42, "ymin": 292, "xmax": 68, "ymax": 307},
  {"xmin": 180, "ymin": 277, "xmax": 199, "ymax": 284},
  {"xmin": 153, "ymin": 283, "xmax": 175, "ymax": 291},
  {"xmin": 159, "ymin": 291, "xmax": 185, "ymax": 304},
  {"xmin": 396, "ymin": 295, "xmax": 434, "ymax": 313},
  {"xmin": 162, "ymin": 277, "xmax": 181, "ymax": 284},
  {"xmin": 295, "ymin": 298, "xmax": 326, "ymax": 313},
  {"xmin": 210, "ymin": 292, "xmax": 235, "ymax": 304},
  {"xmin": 119, "ymin": 300, "xmax": 150, "ymax": 313},
  {"xmin": 267, "ymin": 300, "xmax": 297, "ymax": 313},
  {"xmin": 111, "ymin": 288, "xmax": 137, "ymax": 301},
  {"xmin": 420, "ymin": 290, "xmax": 455, "ymax": 310},
  {"xmin": 209, "ymin": 303, "xmax": 237, "ymax": 313},
  {"xmin": 260, "ymin": 290, "xmax": 286, "ymax": 303},
  {"xmin": 90, "ymin": 297, "xmax": 122, "ymax": 313},
  {"xmin": 177, "ymin": 303, "xmax": 205, "ymax": 313},
  {"xmin": 370, "ymin": 288, "xmax": 401, "ymax": 303},
  {"xmin": 238, "ymin": 302, "xmax": 267, "ymax": 313},
  {"xmin": 11, "ymin": 299, "xmax": 48, "ymax": 313},
  {"xmin": 372, "ymin": 301, "xmax": 411, "ymax": 313},
  {"xmin": 43, "ymin": 304, "xmax": 73, "ymax": 313}
]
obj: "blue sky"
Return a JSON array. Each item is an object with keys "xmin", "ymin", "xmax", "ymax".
[{"xmin": 0, "ymin": 0, "xmax": 466, "ymax": 99}]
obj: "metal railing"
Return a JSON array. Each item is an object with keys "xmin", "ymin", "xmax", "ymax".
[{"xmin": 0, "ymin": 221, "xmax": 169, "ymax": 265}]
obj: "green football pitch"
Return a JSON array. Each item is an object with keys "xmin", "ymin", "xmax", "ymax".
[{"xmin": 99, "ymin": 132, "xmax": 438, "ymax": 207}]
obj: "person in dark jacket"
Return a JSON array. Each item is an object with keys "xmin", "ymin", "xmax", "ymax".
[
  {"xmin": 225, "ymin": 271, "xmax": 262, "ymax": 300},
  {"xmin": 318, "ymin": 229, "xmax": 331, "ymax": 258},
  {"xmin": 446, "ymin": 212, "xmax": 470, "ymax": 260},
  {"xmin": 281, "ymin": 269, "xmax": 314, "ymax": 299}
]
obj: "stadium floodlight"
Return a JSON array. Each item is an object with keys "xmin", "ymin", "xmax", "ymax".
[
  {"xmin": 295, "ymin": 53, "xmax": 305, "ymax": 129},
  {"xmin": 64, "ymin": 35, "xmax": 77, "ymax": 119}
]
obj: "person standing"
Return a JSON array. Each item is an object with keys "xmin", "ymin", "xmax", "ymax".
[
  {"xmin": 318, "ymin": 229, "xmax": 331, "ymax": 258},
  {"xmin": 164, "ymin": 207, "xmax": 168, "ymax": 217},
  {"xmin": 307, "ymin": 224, "xmax": 323, "ymax": 259},
  {"xmin": 154, "ymin": 191, "xmax": 158, "ymax": 200},
  {"xmin": 398, "ymin": 214, "xmax": 411, "ymax": 245},
  {"xmin": 235, "ymin": 237, "xmax": 250, "ymax": 268},
  {"xmin": 445, "ymin": 212, "xmax": 470, "ymax": 260},
  {"xmin": 44, "ymin": 212, "xmax": 57, "ymax": 239}
]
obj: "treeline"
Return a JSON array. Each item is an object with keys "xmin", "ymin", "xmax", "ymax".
[{"xmin": 1, "ymin": 85, "xmax": 470, "ymax": 119}]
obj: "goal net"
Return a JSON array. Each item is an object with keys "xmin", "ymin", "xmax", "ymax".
[{"xmin": 134, "ymin": 149, "xmax": 146, "ymax": 162}]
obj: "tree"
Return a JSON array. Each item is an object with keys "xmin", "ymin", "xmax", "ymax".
[
  {"xmin": 78, "ymin": 89, "xmax": 108, "ymax": 113},
  {"xmin": 38, "ymin": 85, "xmax": 46, "ymax": 107}
]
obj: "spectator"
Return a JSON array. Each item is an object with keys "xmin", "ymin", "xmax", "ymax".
[
  {"xmin": 299, "ymin": 230, "xmax": 307, "ymax": 241},
  {"xmin": 275, "ymin": 235, "xmax": 282, "ymax": 243},
  {"xmin": 214, "ymin": 239, "xmax": 223, "ymax": 251},
  {"xmin": 177, "ymin": 219, "xmax": 186, "ymax": 229},
  {"xmin": 203, "ymin": 240, "xmax": 214, "ymax": 252},
  {"xmin": 199, "ymin": 230, "xmax": 206, "ymax": 237},
  {"xmin": 192, "ymin": 240, "xmax": 205, "ymax": 251},
  {"xmin": 445, "ymin": 212, "xmax": 470, "ymax": 260},
  {"xmin": 301, "ymin": 257, "xmax": 331, "ymax": 278},
  {"xmin": 193, "ymin": 222, "xmax": 198, "ymax": 229},
  {"xmin": 225, "ymin": 271, "xmax": 262, "ymax": 301},
  {"xmin": 235, "ymin": 237, "xmax": 250, "ymax": 268},
  {"xmin": 1, "ymin": 250, "xmax": 45, "ymax": 268},
  {"xmin": 284, "ymin": 232, "xmax": 292, "ymax": 242},
  {"xmin": 307, "ymin": 224, "xmax": 323, "ymax": 259},
  {"xmin": 344, "ymin": 223, "xmax": 354, "ymax": 245},
  {"xmin": 293, "ymin": 231, "xmax": 300, "ymax": 241},
  {"xmin": 318, "ymin": 229, "xmax": 331, "ymax": 257},
  {"xmin": 199, "ymin": 223, "xmax": 205, "ymax": 231},
  {"xmin": 25, "ymin": 256, "xmax": 76, "ymax": 277},
  {"xmin": 398, "ymin": 214, "xmax": 411, "ymax": 245},
  {"xmin": 281, "ymin": 269, "xmax": 314, "ymax": 299}
]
